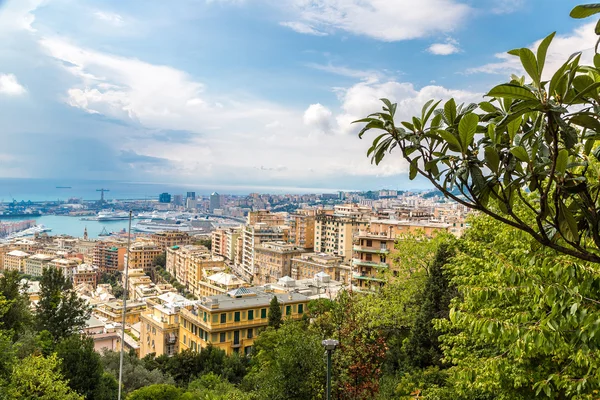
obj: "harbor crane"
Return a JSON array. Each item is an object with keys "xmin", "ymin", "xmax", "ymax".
[{"xmin": 97, "ymin": 188, "xmax": 110, "ymax": 202}]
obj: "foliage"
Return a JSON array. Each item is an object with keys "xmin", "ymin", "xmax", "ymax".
[
  {"xmin": 267, "ymin": 296, "xmax": 282, "ymax": 329},
  {"xmin": 6, "ymin": 354, "xmax": 83, "ymax": 400},
  {"xmin": 187, "ymin": 373, "xmax": 254, "ymax": 400},
  {"xmin": 0, "ymin": 270, "xmax": 33, "ymax": 340},
  {"xmin": 99, "ymin": 271, "xmax": 124, "ymax": 299},
  {"xmin": 245, "ymin": 322, "xmax": 325, "ymax": 400},
  {"xmin": 35, "ymin": 267, "xmax": 90, "ymax": 342},
  {"xmin": 55, "ymin": 335, "xmax": 104, "ymax": 399},
  {"xmin": 403, "ymin": 242, "xmax": 457, "ymax": 369},
  {"xmin": 93, "ymin": 372, "xmax": 119, "ymax": 400},
  {"xmin": 100, "ymin": 350, "xmax": 174, "ymax": 394},
  {"xmin": 356, "ymin": 19, "xmax": 600, "ymax": 264},
  {"xmin": 193, "ymin": 239, "xmax": 212, "ymax": 250},
  {"xmin": 437, "ymin": 214, "xmax": 600, "ymax": 399},
  {"xmin": 127, "ymin": 384, "xmax": 182, "ymax": 400},
  {"xmin": 153, "ymin": 252, "xmax": 166, "ymax": 269}
]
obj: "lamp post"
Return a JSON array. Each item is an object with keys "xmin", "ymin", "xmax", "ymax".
[{"xmin": 322, "ymin": 339, "xmax": 339, "ymax": 400}]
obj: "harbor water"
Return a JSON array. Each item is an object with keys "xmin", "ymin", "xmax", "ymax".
[{"xmin": 6, "ymin": 215, "xmax": 131, "ymax": 239}]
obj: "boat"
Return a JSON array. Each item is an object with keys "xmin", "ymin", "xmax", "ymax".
[
  {"xmin": 0, "ymin": 211, "xmax": 42, "ymax": 219},
  {"xmin": 132, "ymin": 219, "xmax": 195, "ymax": 233},
  {"xmin": 5, "ymin": 224, "xmax": 52, "ymax": 239},
  {"xmin": 96, "ymin": 211, "xmax": 130, "ymax": 221},
  {"xmin": 55, "ymin": 186, "xmax": 72, "ymax": 189}
]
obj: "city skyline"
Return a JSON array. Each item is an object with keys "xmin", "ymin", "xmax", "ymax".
[{"xmin": 0, "ymin": 0, "xmax": 593, "ymax": 190}]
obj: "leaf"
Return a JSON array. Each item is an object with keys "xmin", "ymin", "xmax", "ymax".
[
  {"xmin": 507, "ymin": 115, "xmax": 523, "ymax": 141},
  {"xmin": 559, "ymin": 203, "xmax": 579, "ymax": 243},
  {"xmin": 484, "ymin": 147, "xmax": 500, "ymax": 173},
  {"xmin": 595, "ymin": 53, "xmax": 600, "ymax": 69},
  {"xmin": 479, "ymin": 101, "xmax": 498, "ymax": 113},
  {"xmin": 570, "ymin": 114, "xmax": 600, "ymax": 132},
  {"xmin": 438, "ymin": 130, "xmax": 462, "ymax": 153},
  {"xmin": 486, "ymin": 84, "xmax": 538, "ymax": 101},
  {"xmin": 549, "ymin": 54, "xmax": 579, "ymax": 99},
  {"xmin": 409, "ymin": 158, "xmax": 418, "ymax": 180},
  {"xmin": 510, "ymin": 146, "xmax": 529, "ymax": 162},
  {"xmin": 570, "ymin": 4, "xmax": 600, "ymax": 19},
  {"xmin": 556, "ymin": 148, "xmax": 568, "ymax": 175},
  {"xmin": 537, "ymin": 32, "xmax": 555, "ymax": 78},
  {"xmin": 519, "ymin": 48, "xmax": 540, "ymax": 86},
  {"xmin": 444, "ymin": 98, "xmax": 457, "ymax": 125},
  {"xmin": 458, "ymin": 113, "xmax": 479, "ymax": 152}
]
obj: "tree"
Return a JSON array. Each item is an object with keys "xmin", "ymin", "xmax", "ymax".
[
  {"xmin": 436, "ymin": 213, "xmax": 600, "ymax": 399},
  {"xmin": 55, "ymin": 335, "xmax": 103, "ymax": 399},
  {"xmin": 6, "ymin": 354, "xmax": 83, "ymax": 400},
  {"xmin": 126, "ymin": 384, "xmax": 181, "ymax": 400},
  {"xmin": 356, "ymin": 7, "xmax": 600, "ymax": 264},
  {"xmin": 246, "ymin": 322, "xmax": 325, "ymax": 400},
  {"xmin": 93, "ymin": 372, "xmax": 119, "ymax": 400},
  {"xmin": 267, "ymin": 296, "xmax": 282, "ymax": 329},
  {"xmin": 100, "ymin": 350, "xmax": 174, "ymax": 394},
  {"xmin": 35, "ymin": 267, "xmax": 90, "ymax": 342},
  {"xmin": 0, "ymin": 270, "xmax": 33, "ymax": 340},
  {"xmin": 153, "ymin": 252, "xmax": 166, "ymax": 269}
]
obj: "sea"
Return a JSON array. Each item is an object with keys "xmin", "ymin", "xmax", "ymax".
[{"xmin": 0, "ymin": 178, "xmax": 340, "ymax": 238}]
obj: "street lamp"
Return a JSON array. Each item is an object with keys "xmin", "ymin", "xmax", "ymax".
[{"xmin": 322, "ymin": 339, "xmax": 339, "ymax": 400}]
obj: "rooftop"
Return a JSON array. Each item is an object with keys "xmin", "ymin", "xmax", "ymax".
[{"xmin": 195, "ymin": 288, "xmax": 308, "ymax": 312}]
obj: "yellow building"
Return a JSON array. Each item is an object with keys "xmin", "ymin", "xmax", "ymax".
[
  {"xmin": 247, "ymin": 211, "xmax": 286, "ymax": 226},
  {"xmin": 125, "ymin": 242, "xmax": 163, "ymax": 275},
  {"xmin": 166, "ymin": 245, "xmax": 210, "ymax": 287},
  {"xmin": 94, "ymin": 300, "xmax": 146, "ymax": 325},
  {"xmin": 140, "ymin": 293, "xmax": 188, "ymax": 358},
  {"xmin": 24, "ymin": 254, "xmax": 54, "ymax": 276},
  {"xmin": 93, "ymin": 240, "xmax": 127, "ymax": 273},
  {"xmin": 368, "ymin": 219, "xmax": 451, "ymax": 237},
  {"xmin": 51, "ymin": 258, "xmax": 81, "ymax": 280},
  {"xmin": 238, "ymin": 223, "xmax": 288, "ymax": 282},
  {"xmin": 196, "ymin": 272, "xmax": 248, "ymax": 297},
  {"xmin": 290, "ymin": 252, "xmax": 352, "ymax": 284},
  {"xmin": 254, "ymin": 241, "xmax": 307, "ymax": 285},
  {"xmin": 288, "ymin": 209, "xmax": 316, "ymax": 249},
  {"xmin": 150, "ymin": 231, "xmax": 191, "ymax": 251},
  {"xmin": 314, "ymin": 205, "xmax": 371, "ymax": 262},
  {"xmin": 179, "ymin": 288, "xmax": 309, "ymax": 356},
  {"xmin": 187, "ymin": 253, "xmax": 227, "ymax": 296},
  {"xmin": 3, "ymin": 250, "xmax": 30, "ymax": 272}
]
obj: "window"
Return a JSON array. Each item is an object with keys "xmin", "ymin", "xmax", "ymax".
[
  {"xmin": 234, "ymin": 312, "xmax": 240, "ymax": 322},
  {"xmin": 247, "ymin": 328, "xmax": 253, "ymax": 339},
  {"xmin": 261, "ymin": 308, "xmax": 267, "ymax": 319},
  {"xmin": 248, "ymin": 310, "xmax": 254, "ymax": 320},
  {"xmin": 298, "ymin": 304, "xmax": 304, "ymax": 314},
  {"xmin": 212, "ymin": 314, "xmax": 218, "ymax": 323},
  {"xmin": 183, "ymin": 335, "xmax": 187, "ymax": 345},
  {"xmin": 366, "ymin": 239, "xmax": 372, "ymax": 247},
  {"xmin": 220, "ymin": 313, "xmax": 226, "ymax": 324},
  {"xmin": 220, "ymin": 333, "xmax": 226, "ymax": 342},
  {"xmin": 286, "ymin": 306, "xmax": 291, "ymax": 316},
  {"xmin": 211, "ymin": 333, "xmax": 218, "ymax": 342}
]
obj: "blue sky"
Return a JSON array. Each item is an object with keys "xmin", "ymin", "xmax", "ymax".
[{"xmin": 0, "ymin": 0, "xmax": 594, "ymax": 191}]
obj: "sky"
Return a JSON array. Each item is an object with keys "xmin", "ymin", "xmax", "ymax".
[{"xmin": 0, "ymin": 0, "xmax": 595, "ymax": 192}]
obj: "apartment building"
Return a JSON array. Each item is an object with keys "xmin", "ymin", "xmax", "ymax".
[
  {"xmin": 179, "ymin": 288, "xmax": 309, "ymax": 356},
  {"xmin": 165, "ymin": 245, "xmax": 210, "ymax": 287},
  {"xmin": 238, "ymin": 223, "xmax": 288, "ymax": 282},
  {"xmin": 253, "ymin": 242, "xmax": 307, "ymax": 285},
  {"xmin": 185, "ymin": 253, "xmax": 227, "ymax": 296},
  {"xmin": 150, "ymin": 231, "xmax": 191, "ymax": 251},
  {"xmin": 125, "ymin": 242, "xmax": 163, "ymax": 275},
  {"xmin": 93, "ymin": 240, "xmax": 126, "ymax": 273},
  {"xmin": 212, "ymin": 227, "xmax": 243, "ymax": 262},
  {"xmin": 290, "ymin": 252, "xmax": 352, "ymax": 284},
  {"xmin": 246, "ymin": 210, "xmax": 286, "ymax": 226},
  {"xmin": 73, "ymin": 264, "xmax": 99, "ymax": 288},
  {"xmin": 94, "ymin": 300, "xmax": 146, "ymax": 325},
  {"xmin": 3, "ymin": 250, "xmax": 30, "ymax": 272},
  {"xmin": 196, "ymin": 272, "xmax": 248, "ymax": 297},
  {"xmin": 314, "ymin": 204, "xmax": 371, "ymax": 262},
  {"xmin": 24, "ymin": 253, "xmax": 54, "ymax": 276},
  {"xmin": 51, "ymin": 258, "xmax": 80, "ymax": 280},
  {"xmin": 288, "ymin": 209, "xmax": 316, "ymax": 249},
  {"xmin": 352, "ymin": 230, "xmax": 393, "ymax": 290},
  {"xmin": 140, "ymin": 293, "xmax": 188, "ymax": 358}
]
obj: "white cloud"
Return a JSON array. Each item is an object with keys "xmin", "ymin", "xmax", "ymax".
[
  {"xmin": 467, "ymin": 22, "xmax": 597, "ymax": 78},
  {"xmin": 304, "ymin": 103, "xmax": 333, "ymax": 132},
  {"xmin": 0, "ymin": 74, "xmax": 26, "ymax": 96},
  {"xmin": 306, "ymin": 62, "xmax": 383, "ymax": 83},
  {"xmin": 280, "ymin": 21, "xmax": 327, "ymax": 36},
  {"xmin": 491, "ymin": 0, "xmax": 524, "ymax": 14},
  {"xmin": 0, "ymin": 0, "xmax": 44, "ymax": 32},
  {"xmin": 93, "ymin": 11, "xmax": 125, "ymax": 26},
  {"xmin": 281, "ymin": 0, "xmax": 471, "ymax": 41},
  {"xmin": 427, "ymin": 38, "xmax": 461, "ymax": 55}
]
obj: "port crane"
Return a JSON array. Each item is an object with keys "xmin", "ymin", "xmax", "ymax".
[{"xmin": 97, "ymin": 188, "xmax": 110, "ymax": 202}]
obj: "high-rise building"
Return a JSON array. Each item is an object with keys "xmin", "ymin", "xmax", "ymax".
[
  {"xmin": 210, "ymin": 192, "xmax": 221, "ymax": 212},
  {"xmin": 186, "ymin": 192, "xmax": 196, "ymax": 200},
  {"xmin": 288, "ymin": 209, "xmax": 316, "ymax": 249},
  {"xmin": 159, "ymin": 193, "xmax": 172, "ymax": 203},
  {"xmin": 238, "ymin": 223, "xmax": 288, "ymax": 282},
  {"xmin": 125, "ymin": 242, "xmax": 163, "ymax": 275},
  {"xmin": 314, "ymin": 204, "xmax": 372, "ymax": 262},
  {"xmin": 150, "ymin": 231, "xmax": 191, "ymax": 251},
  {"xmin": 172, "ymin": 194, "xmax": 184, "ymax": 206},
  {"xmin": 254, "ymin": 241, "xmax": 307, "ymax": 285}
]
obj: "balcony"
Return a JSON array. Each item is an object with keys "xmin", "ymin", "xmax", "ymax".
[
  {"xmin": 352, "ymin": 245, "xmax": 389, "ymax": 254},
  {"xmin": 352, "ymin": 273, "xmax": 385, "ymax": 282},
  {"xmin": 352, "ymin": 259, "xmax": 388, "ymax": 268}
]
